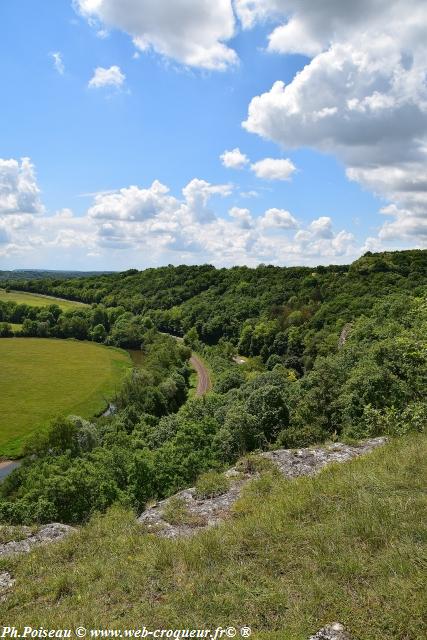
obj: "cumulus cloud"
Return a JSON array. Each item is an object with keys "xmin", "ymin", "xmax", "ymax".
[
  {"xmin": 0, "ymin": 157, "xmax": 356, "ymax": 266},
  {"xmin": 88, "ymin": 65, "xmax": 125, "ymax": 89},
  {"xmin": 88, "ymin": 181, "xmax": 177, "ymax": 221},
  {"xmin": 229, "ymin": 206, "xmax": 253, "ymax": 228},
  {"xmin": 180, "ymin": 178, "xmax": 233, "ymax": 223},
  {"xmin": 260, "ymin": 207, "xmax": 298, "ymax": 229},
  {"xmin": 50, "ymin": 51, "xmax": 65, "ymax": 75},
  {"xmin": 241, "ymin": 0, "xmax": 427, "ymax": 245},
  {"xmin": 0, "ymin": 158, "xmax": 44, "ymax": 216},
  {"xmin": 235, "ymin": 1, "xmax": 426, "ymax": 55},
  {"xmin": 220, "ymin": 148, "xmax": 249, "ymax": 169},
  {"xmin": 75, "ymin": 0, "xmax": 238, "ymax": 70},
  {"xmin": 251, "ymin": 157, "xmax": 296, "ymax": 181}
]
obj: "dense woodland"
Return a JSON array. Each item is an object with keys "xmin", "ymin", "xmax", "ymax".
[{"xmin": 1, "ymin": 249, "xmax": 426, "ymax": 524}]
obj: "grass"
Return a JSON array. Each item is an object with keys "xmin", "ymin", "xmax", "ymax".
[
  {"xmin": 0, "ymin": 434, "xmax": 425, "ymax": 638},
  {"xmin": 0, "ymin": 525, "xmax": 38, "ymax": 544},
  {"xmin": 162, "ymin": 496, "xmax": 207, "ymax": 527},
  {"xmin": 0, "ymin": 338, "xmax": 131, "ymax": 457},
  {"xmin": 0, "ymin": 288, "xmax": 86, "ymax": 311},
  {"xmin": 194, "ymin": 471, "xmax": 230, "ymax": 499}
]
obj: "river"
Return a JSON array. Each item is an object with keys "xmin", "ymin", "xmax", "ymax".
[{"xmin": 0, "ymin": 460, "xmax": 20, "ymax": 481}]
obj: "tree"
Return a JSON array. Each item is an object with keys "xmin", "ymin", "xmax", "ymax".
[
  {"xmin": 245, "ymin": 385, "xmax": 289, "ymax": 442},
  {"xmin": 183, "ymin": 326, "xmax": 200, "ymax": 350},
  {"xmin": 91, "ymin": 323, "xmax": 107, "ymax": 342}
]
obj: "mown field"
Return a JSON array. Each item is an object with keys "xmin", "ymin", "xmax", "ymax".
[
  {"xmin": 0, "ymin": 288, "xmax": 86, "ymax": 311},
  {"xmin": 0, "ymin": 339, "xmax": 131, "ymax": 457},
  {"xmin": 0, "ymin": 434, "xmax": 424, "ymax": 639}
]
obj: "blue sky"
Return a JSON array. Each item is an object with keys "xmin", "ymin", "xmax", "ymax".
[{"xmin": 0, "ymin": 0, "xmax": 426, "ymax": 270}]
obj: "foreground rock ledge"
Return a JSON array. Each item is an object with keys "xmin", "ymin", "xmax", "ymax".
[
  {"xmin": 139, "ymin": 437, "xmax": 387, "ymax": 539},
  {"xmin": 0, "ymin": 523, "xmax": 75, "ymax": 558},
  {"xmin": 309, "ymin": 622, "xmax": 352, "ymax": 640}
]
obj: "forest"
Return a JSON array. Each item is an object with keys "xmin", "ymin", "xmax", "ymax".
[{"xmin": 0, "ymin": 249, "xmax": 426, "ymax": 524}]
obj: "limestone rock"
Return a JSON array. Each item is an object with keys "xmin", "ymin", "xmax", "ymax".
[
  {"xmin": 308, "ymin": 622, "xmax": 352, "ymax": 639},
  {"xmin": 0, "ymin": 523, "xmax": 75, "ymax": 558},
  {"xmin": 139, "ymin": 437, "xmax": 386, "ymax": 539}
]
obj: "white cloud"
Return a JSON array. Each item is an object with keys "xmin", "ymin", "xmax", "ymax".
[
  {"xmin": 75, "ymin": 0, "xmax": 238, "ymax": 70},
  {"xmin": 267, "ymin": 16, "xmax": 324, "ymax": 57},
  {"xmin": 240, "ymin": 190, "xmax": 259, "ymax": 198},
  {"xmin": 0, "ymin": 158, "xmax": 44, "ymax": 216},
  {"xmin": 50, "ymin": 52, "xmax": 65, "ymax": 75},
  {"xmin": 220, "ymin": 147, "xmax": 249, "ymax": 169},
  {"xmin": 260, "ymin": 208, "xmax": 298, "ymax": 229},
  {"xmin": 0, "ymin": 157, "xmax": 357, "ymax": 267},
  {"xmin": 229, "ymin": 206, "xmax": 253, "ymax": 228},
  {"xmin": 88, "ymin": 181, "xmax": 177, "ymax": 221},
  {"xmin": 88, "ymin": 65, "xmax": 125, "ymax": 89},
  {"xmin": 235, "ymin": 1, "xmax": 426, "ymax": 55},
  {"xmin": 241, "ymin": 0, "xmax": 427, "ymax": 245},
  {"xmin": 180, "ymin": 178, "xmax": 233, "ymax": 223},
  {"xmin": 251, "ymin": 157, "xmax": 296, "ymax": 181}
]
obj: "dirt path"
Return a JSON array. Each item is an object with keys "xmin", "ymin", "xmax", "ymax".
[
  {"xmin": 190, "ymin": 353, "xmax": 212, "ymax": 396},
  {"xmin": 160, "ymin": 333, "xmax": 212, "ymax": 397}
]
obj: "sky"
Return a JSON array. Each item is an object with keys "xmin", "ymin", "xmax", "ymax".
[{"xmin": 0, "ymin": 0, "xmax": 426, "ymax": 271}]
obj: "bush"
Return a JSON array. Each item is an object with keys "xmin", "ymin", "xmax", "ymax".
[
  {"xmin": 347, "ymin": 402, "xmax": 427, "ymax": 439},
  {"xmin": 276, "ymin": 424, "xmax": 326, "ymax": 448}
]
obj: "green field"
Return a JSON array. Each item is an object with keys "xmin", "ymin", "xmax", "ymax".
[
  {"xmin": 0, "ymin": 338, "xmax": 131, "ymax": 457},
  {"xmin": 0, "ymin": 288, "xmax": 86, "ymax": 310}
]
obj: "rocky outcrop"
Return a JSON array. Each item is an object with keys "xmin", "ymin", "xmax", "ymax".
[
  {"xmin": 139, "ymin": 437, "xmax": 386, "ymax": 538},
  {"xmin": 0, "ymin": 523, "xmax": 75, "ymax": 558},
  {"xmin": 308, "ymin": 622, "xmax": 352, "ymax": 639},
  {"xmin": 262, "ymin": 438, "xmax": 386, "ymax": 478}
]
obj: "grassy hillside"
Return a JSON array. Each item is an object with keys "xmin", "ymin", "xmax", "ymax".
[
  {"xmin": 0, "ymin": 288, "xmax": 86, "ymax": 311},
  {"xmin": 0, "ymin": 339, "xmax": 131, "ymax": 457},
  {"xmin": 0, "ymin": 434, "xmax": 425, "ymax": 639}
]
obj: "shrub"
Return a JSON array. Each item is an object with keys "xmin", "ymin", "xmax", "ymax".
[{"xmin": 276, "ymin": 424, "xmax": 326, "ymax": 448}]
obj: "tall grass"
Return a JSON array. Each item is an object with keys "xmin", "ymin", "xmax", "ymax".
[{"xmin": 1, "ymin": 434, "xmax": 425, "ymax": 639}]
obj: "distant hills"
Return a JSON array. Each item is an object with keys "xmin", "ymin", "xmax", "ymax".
[{"xmin": 0, "ymin": 269, "xmax": 114, "ymax": 281}]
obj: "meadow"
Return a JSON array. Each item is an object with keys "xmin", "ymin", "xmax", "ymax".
[
  {"xmin": 0, "ymin": 338, "xmax": 131, "ymax": 457},
  {"xmin": 0, "ymin": 288, "xmax": 86, "ymax": 311}
]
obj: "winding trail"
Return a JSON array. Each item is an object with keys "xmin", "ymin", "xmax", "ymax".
[{"xmin": 190, "ymin": 353, "xmax": 212, "ymax": 396}]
